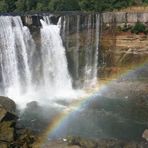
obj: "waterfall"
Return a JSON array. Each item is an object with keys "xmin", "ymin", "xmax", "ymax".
[
  {"xmin": 0, "ymin": 14, "xmax": 99, "ymax": 106},
  {"xmin": 93, "ymin": 14, "xmax": 100, "ymax": 82},
  {"xmin": 0, "ymin": 16, "xmax": 33, "ymax": 98},
  {"xmin": 40, "ymin": 17, "xmax": 74, "ymax": 97},
  {"xmin": 12, "ymin": 17, "xmax": 32, "ymax": 89},
  {"xmin": 0, "ymin": 16, "xmax": 20, "ymax": 96},
  {"xmin": 84, "ymin": 14, "xmax": 93, "ymax": 86},
  {"xmin": 75, "ymin": 15, "xmax": 80, "ymax": 80}
]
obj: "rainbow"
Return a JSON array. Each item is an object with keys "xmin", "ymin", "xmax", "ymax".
[{"xmin": 36, "ymin": 59, "xmax": 148, "ymax": 147}]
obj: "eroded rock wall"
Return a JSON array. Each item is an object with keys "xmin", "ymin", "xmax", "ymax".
[
  {"xmin": 100, "ymin": 12, "xmax": 148, "ymax": 77},
  {"xmin": 102, "ymin": 12, "xmax": 148, "ymax": 24}
]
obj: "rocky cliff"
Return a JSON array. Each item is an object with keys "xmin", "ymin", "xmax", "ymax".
[{"xmin": 99, "ymin": 12, "xmax": 148, "ymax": 79}]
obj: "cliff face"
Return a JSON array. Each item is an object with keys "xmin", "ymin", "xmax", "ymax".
[
  {"xmin": 100, "ymin": 12, "xmax": 148, "ymax": 74},
  {"xmin": 102, "ymin": 12, "xmax": 148, "ymax": 24}
]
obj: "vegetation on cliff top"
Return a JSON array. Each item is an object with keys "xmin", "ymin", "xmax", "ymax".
[{"xmin": 1, "ymin": 0, "xmax": 148, "ymax": 13}]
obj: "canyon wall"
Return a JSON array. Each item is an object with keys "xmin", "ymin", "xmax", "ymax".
[
  {"xmin": 99, "ymin": 12, "xmax": 148, "ymax": 79},
  {"xmin": 102, "ymin": 12, "xmax": 148, "ymax": 24}
]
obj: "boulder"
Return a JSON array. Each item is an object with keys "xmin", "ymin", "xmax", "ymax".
[
  {"xmin": 0, "ymin": 96, "xmax": 16, "ymax": 113},
  {"xmin": 26, "ymin": 101, "xmax": 39, "ymax": 109},
  {"xmin": 0, "ymin": 106, "xmax": 17, "ymax": 122}
]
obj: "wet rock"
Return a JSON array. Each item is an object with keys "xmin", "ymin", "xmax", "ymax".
[
  {"xmin": 67, "ymin": 136, "xmax": 98, "ymax": 148},
  {"xmin": 44, "ymin": 137, "xmax": 148, "ymax": 148},
  {"xmin": 123, "ymin": 142, "xmax": 137, "ymax": 148},
  {"xmin": 18, "ymin": 129, "xmax": 35, "ymax": 144},
  {"xmin": 40, "ymin": 138, "xmax": 81, "ymax": 148},
  {"xmin": 96, "ymin": 139, "xmax": 123, "ymax": 148},
  {"xmin": 66, "ymin": 137, "xmax": 148, "ymax": 148},
  {"xmin": 0, "ymin": 121, "xmax": 14, "ymax": 142},
  {"xmin": 0, "ymin": 96, "xmax": 16, "ymax": 113},
  {"xmin": 26, "ymin": 101, "xmax": 39, "ymax": 109},
  {"xmin": 0, "ymin": 143, "xmax": 7, "ymax": 148},
  {"xmin": 0, "ymin": 106, "xmax": 18, "ymax": 122},
  {"xmin": 0, "ymin": 106, "xmax": 7, "ymax": 121},
  {"xmin": 139, "ymin": 142, "xmax": 148, "ymax": 148},
  {"xmin": 0, "ymin": 98, "xmax": 36, "ymax": 147},
  {"xmin": 69, "ymin": 146, "xmax": 81, "ymax": 148},
  {"xmin": 142, "ymin": 129, "xmax": 148, "ymax": 141},
  {"xmin": 67, "ymin": 136, "xmax": 81, "ymax": 146},
  {"xmin": 80, "ymin": 140, "xmax": 98, "ymax": 148},
  {"xmin": 10, "ymin": 129, "xmax": 36, "ymax": 148}
]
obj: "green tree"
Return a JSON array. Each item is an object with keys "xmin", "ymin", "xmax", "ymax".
[
  {"xmin": 5, "ymin": 0, "xmax": 16, "ymax": 12},
  {"xmin": 36, "ymin": 0, "xmax": 50, "ymax": 11},
  {"xmin": 79, "ymin": 0, "xmax": 96, "ymax": 11},
  {"xmin": 143, "ymin": 0, "xmax": 148, "ymax": 3},
  {"xmin": 15, "ymin": 0, "xmax": 26, "ymax": 12},
  {"xmin": 48, "ymin": 0, "xmax": 80, "ymax": 11},
  {"xmin": 25, "ymin": 0, "xmax": 38, "ymax": 11},
  {"xmin": 0, "ymin": 0, "xmax": 7, "ymax": 12},
  {"xmin": 79, "ymin": 0, "xmax": 109, "ymax": 11},
  {"xmin": 0, "ymin": 0, "xmax": 148, "ymax": 13}
]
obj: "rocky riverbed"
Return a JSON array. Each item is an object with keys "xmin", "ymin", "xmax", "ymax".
[
  {"xmin": 0, "ymin": 61, "xmax": 148, "ymax": 148},
  {"xmin": 37, "ymin": 136, "xmax": 148, "ymax": 148}
]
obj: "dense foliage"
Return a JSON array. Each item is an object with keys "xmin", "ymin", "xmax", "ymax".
[
  {"xmin": 131, "ymin": 22, "xmax": 145, "ymax": 34},
  {"xmin": 0, "ymin": 0, "xmax": 148, "ymax": 12}
]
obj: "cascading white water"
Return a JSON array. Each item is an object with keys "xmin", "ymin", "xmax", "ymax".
[
  {"xmin": 0, "ymin": 16, "xmax": 20, "ymax": 96},
  {"xmin": 92, "ymin": 14, "xmax": 100, "ymax": 82},
  {"xmin": 84, "ymin": 14, "xmax": 93, "ymax": 86},
  {"xmin": 40, "ymin": 18, "xmax": 74, "ymax": 97},
  {"xmin": 0, "ymin": 16, "xmax": 33, "ymax": 99},
  {"xmin": 12, "ymin": 17, "xmax": 32, "ymax": 90},
  {"xmin": 43, "ymin": 16, "xmax": 52, "ymax": 25}
]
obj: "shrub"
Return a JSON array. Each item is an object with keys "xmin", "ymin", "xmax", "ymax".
[
  {"xmin": 131, "ymin": 22, "xmax": 146, "ymax": 34},
  {"xmin": 144, "ymin": 28, "xmax": 148, "ymax": 34}
]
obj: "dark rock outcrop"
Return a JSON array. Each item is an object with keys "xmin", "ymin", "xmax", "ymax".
[
  {"xmin": 0, "ymin": 106, "xmax": 17, "ymax": 122},
  {"xmin": 0, "ymin": 97, "xmax": 36, "ymax": 148},
  {"xmin": 0, "ymin": 97, "xmax": 17, "ymax": 147},
  {"xmin": 0, "ymin": 96, "xmax": 16, "ymax": 113},
  {"xmin": 142, "ymin": 129, "xmax": 148, "ymax": 141},
  {"xmin": 0, "ymin": 121, "xmax": 14, "ymax": 142}
]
